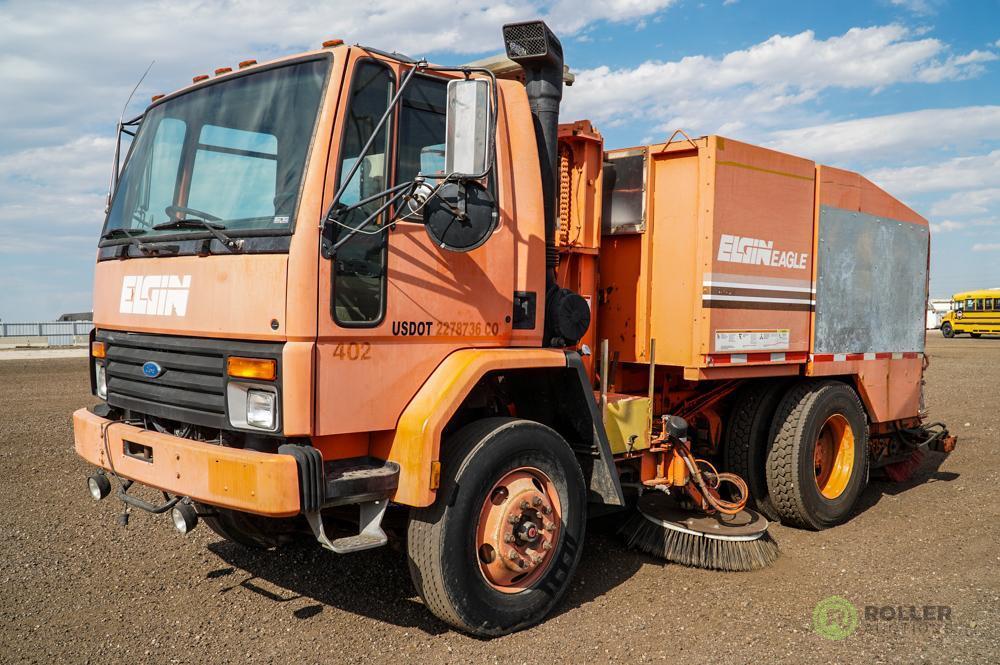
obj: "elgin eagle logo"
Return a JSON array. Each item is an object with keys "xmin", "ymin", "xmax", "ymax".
[
  {"xmin": 119, "ymin": 275, "xmax": 192, "ymax": 316},
  {"xmin": 717, "ymin": 234, "xmax": 808, "ymax": 270}
]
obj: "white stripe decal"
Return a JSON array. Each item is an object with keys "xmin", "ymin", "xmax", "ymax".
[
  {"xmin": 863, "ymin": 352, "xmax": 876, "ymax": 360},
  {"xmin": 731, "ymin": 354, "xmax": 748, "ymax": 363},
  {"xmin": 703, "ymin": 295, "xmax": 816, "ymax": 305},
  {"xmin": 770, "ymin": 352, "xmax": 785, "ymax": 362},
  {"xmin": 834, "ymin": 353, "xmax": 847, "ymax": 362},
  {"xmin": 892, "ymin": 352, "xmax": 903, "ymax": 360},
  {"xmin": 702, "ymin": 280, "xmax": 816, "ymax": 294}
]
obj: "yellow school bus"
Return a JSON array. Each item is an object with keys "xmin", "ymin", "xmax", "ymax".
[{"xmin": 940, "ymin": 289, "xmax": 1000, "ymax": 338}]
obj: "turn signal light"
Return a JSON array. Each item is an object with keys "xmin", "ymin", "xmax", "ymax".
[
  {"xmin": 227, "ymin": 356, "xmax": 276, "ymax": 381},
  {"xmin": 322, "ymin": 39, "xmax": 344, "ymax": 48},
  {"xmin": 91, "ymin": 341, "xmax": 107, "ymax": 359}
]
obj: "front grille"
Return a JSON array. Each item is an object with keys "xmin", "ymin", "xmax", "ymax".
[{"xmin": 97, "ymin": 330, "xmax": 283, "ymax": 430}]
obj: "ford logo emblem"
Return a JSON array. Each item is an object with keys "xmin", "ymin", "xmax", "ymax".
[{"xmin": 142, "ymin": 361, "xmax": 163, "ymax": 378}]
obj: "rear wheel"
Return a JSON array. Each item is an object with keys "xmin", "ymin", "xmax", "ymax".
[
  {"xmin": 765, "ymin": 380, "xmax": 869, "ymax": 530},
  {"xmin": 941, "ymin": 322, "xmax": 954, "ymax": 338},
  {"xmin": 971, "ymin": 332, "xmax": 982, "ymax": 338},
  {"xmin": 407, "ymin": 418, "xmax": 586, "ymax": 636},
  {"xmin": 722, "ymin": 380, "xmax": 788, "ymax": 520}
]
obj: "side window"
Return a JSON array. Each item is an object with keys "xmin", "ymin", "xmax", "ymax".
[
  {"xmin": 333, "ymin": 61, "xmax": 394, "ymax": 326},
  {"xmin": 397, "ymin": 76, "xmax": 448, "ymax": 183},
  {"xmin": 966, "ymin": 298, "xmax": 975, "ymax": 311}
]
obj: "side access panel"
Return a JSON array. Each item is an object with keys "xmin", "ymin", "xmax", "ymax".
[{"xmin": 808, "ymin": 166, "xmax": 929, "ymax": 422}]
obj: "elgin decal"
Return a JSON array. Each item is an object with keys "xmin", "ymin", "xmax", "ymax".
[
  {"xmin": 717, "ymin": 234, "xmax": 808, "ymax": 270},
  {"xmin": 119, "ymin": 275, "xmax": 191, "ymax": 316}
]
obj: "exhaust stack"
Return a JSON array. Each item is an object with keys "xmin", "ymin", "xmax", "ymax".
[
  {"xmin": 502, "ymin": 20, "xmax": 564, "ymax": 279},
  {"xmin": 503, "ymin": 20, "xmax": 590, "ymax": 347}
]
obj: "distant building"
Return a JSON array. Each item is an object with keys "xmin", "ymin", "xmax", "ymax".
[{"xmin": 58, "ymin": 312, "xmax": 93, "ymax": 321}]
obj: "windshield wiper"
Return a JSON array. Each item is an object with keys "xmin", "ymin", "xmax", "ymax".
[
  {"xmin": 153, "ymin": 218, "xmax": 243, "ymax": 252},
  {"xmin": 101, "ymin": 227, "xmax": 154, "ymax": 258}
]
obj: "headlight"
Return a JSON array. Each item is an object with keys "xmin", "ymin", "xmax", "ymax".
[
  {"xmin": 96, "ymin": 363, "xmax": 108, "ymax": 399},
  {"xmin": 246, "ymin": 390, "xmax": 276, "ymax": 429}
]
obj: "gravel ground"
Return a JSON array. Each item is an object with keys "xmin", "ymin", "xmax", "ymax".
[{"xmin": 1, "ymin": 334, "xmax": 998, "ymax": 663}]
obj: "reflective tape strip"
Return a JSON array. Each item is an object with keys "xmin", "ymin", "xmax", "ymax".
[{"xmin": 811, "ymin": 352, "xmax": 923, "ymax": 362}]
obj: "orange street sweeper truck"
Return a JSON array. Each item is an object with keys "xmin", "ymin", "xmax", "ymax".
[{"xmin": 75, "ymin": 21, "xmax": 955, "ymax": 635}]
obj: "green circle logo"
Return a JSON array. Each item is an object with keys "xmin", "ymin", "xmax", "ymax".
[{"xmin": 812, "ymin": 596, "xmax": 858, "ymax": 641}]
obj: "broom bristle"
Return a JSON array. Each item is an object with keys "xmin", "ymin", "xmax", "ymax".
[{"xmin": 620, "ymin": 511, "xmax": 779, "ymax": 572}]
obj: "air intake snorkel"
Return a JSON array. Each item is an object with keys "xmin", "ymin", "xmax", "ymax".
[{"xmin": 502, "ymin": 20, "xmax": 590, "ymax": 347}]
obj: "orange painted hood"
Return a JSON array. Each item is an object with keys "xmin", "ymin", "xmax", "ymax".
[{"xmin": 93, "ymin": 254, "xmax": 289, "ymax": 341}]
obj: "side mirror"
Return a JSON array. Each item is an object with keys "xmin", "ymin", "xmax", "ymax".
[{"xmin": 445, "ymin": 79, "xmax": 491, "ymax": 177}]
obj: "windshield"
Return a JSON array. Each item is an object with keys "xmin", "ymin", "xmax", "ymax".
[{"xmin": 104, "ymin": 58, "xmax": 329, "ymax": 240}]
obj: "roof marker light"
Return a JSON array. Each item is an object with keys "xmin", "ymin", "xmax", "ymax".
[
  {"xmin": 192, "ymin": 74, "xmax": 209, "ymax": 83},
  {"xmin": 215, "ymin": 67, "xmax": 232, "ymax": 75},
  {"xmin": 238, "ymin": 59, "xmax": 257, "ymax": 69},
  {"xmin": 322, "ymin": 39, "xmax": 344, "ymax": 48}
]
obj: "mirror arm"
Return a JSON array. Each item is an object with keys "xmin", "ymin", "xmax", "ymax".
[
  {"xmin": 328, "ymin": 181, "xmax": 416, "ymax": 256},
  {"xmin": 334, "ymin": 179, "xmax": 414, "ymax": 217},
  {"xmin": 320, "ymin": 61, "xmax": 426, "ymax": 228}
]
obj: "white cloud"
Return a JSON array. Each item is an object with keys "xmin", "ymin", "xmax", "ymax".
[
  {"xmin": 0, "ymin": 0, "xmax": 675, "ymax": 154},
  {"xmin": 767, "ymin": 106, "xmax": 1000, "ymax": 164},
  {"xmin": 890, "ymin": 0, "xmax": 940, "ymax": 15},
  {"xmin": 868, "ymin": 149, "xmax": 1000, "ymax": 197},
  {"xmin": 930, "ymin": 220, "xmax": 966, "ymax": 233},
  {"xmin": 561, "ymin": 25, "xmax": 996, "ymax": 138},
  {"xmin": 930, "ymin": 188, "xmax": 1000, "ymax": 218},
  {"xmin": 972, "ymin": 243, "xmax": 1000, "ymax": 252}
]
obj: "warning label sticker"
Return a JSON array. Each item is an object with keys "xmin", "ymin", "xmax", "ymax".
[{"xmin": 715, "ymin": 329, "xmax": 790, "ymax": 352}]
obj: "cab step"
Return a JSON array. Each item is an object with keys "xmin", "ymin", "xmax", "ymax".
[{"xmin": 278, "ymin": 446, "xmax": 399, "ymax": 554}]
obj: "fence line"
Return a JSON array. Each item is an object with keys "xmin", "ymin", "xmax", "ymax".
[{"xmin": 0, "ymin": 321, "xmax": 93, "ymax": 347}]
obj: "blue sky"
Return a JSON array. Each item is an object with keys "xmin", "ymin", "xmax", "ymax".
[{"xmin": 0, "ymin": 0, "xmax": 998, "ymax": 319}]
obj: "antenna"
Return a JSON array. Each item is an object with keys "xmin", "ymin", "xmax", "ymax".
[{"xmin": 106, "ymin": 60, "xmax": 155, "ymax": 211}]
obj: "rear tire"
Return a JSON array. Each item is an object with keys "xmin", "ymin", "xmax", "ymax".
[
  {"xmin": 407, "ymin": 418, "xmax": 587, "ymax": 636},
  {"xmin": 971, "ymin": 333, "xmax": 982, "ymax": 338},
  {"xmin": 722, "ymin": 380, "xmax": 788, "ymax": 520},
  {"xmin": 765, "ymin": 380, "xmax": 869, "ymax": 530},
  {"xmin": 941, "ymin": 322, "xmax": 954, "ymax": 338}
]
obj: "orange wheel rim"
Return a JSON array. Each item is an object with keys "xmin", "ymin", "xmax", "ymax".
[
  {"xmin": 814, "ymin": 414, "xmax": 855, "ymax": 499},
  {"xmin": 475, "ymin": 467, "xmax": 561, "ymax": 593}
]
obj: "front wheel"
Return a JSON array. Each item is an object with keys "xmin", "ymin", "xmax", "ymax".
[
  {"xmin": 407, "ymin": 418, "xmax": 587, "ymax": 636},
  {"xmin": 941, "ymin": 322, "xmax": 954, "ymax": 338}
]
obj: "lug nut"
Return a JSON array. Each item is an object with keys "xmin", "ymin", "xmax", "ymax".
[
  {"xmin": 520, "ymin": 500, "xmax": 530, "ymax": 510},
  {"xmin": 542, "ymin": 541, "xmax": 552, "ymax": 551},
  {"xmin": 541, "ymin": 505, "xmax": 551, "ymax": 514},
  {"xmin": 532, "ymin": 496, "xmax": 542, "ymax": 507},
  {"xmin": 531, "ymin": 554, "xmax": 544, "ymax": 564},
  {"xmin": 508, "ymin": 514, "xmax": 519, "ymax": 524},
  {"xmin": 545, "ymin": 522, "xmax": 555, "ymax": 532},
  {"xmin": 508, "ymin": 550, "xmax": 519, "ymax": 561},
  {"xmin": 504, "ymin": 534, "xmax": 515, "ymax": 543}
]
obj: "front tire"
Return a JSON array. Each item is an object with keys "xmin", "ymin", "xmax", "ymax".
[
  {"xmin": 407, "ymin": 418, "xmax": 587, "ymax": 636},
  {"xmin": 765, "ymin": 380, "xmax": 869, "ymax": 530},
  {"xmin": 941, "ymin": 322, "xmax": 954, "ymax": 338}
]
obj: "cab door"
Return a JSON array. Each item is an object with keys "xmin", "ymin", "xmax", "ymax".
[{"xmin": 315, "ymin": 54, "xmax": 515, "ymax": 436}]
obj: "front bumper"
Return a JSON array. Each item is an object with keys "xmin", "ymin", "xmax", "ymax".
[{"xmin": 73, "ymin": 408, "xmax": 301, "ymax": 517}]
